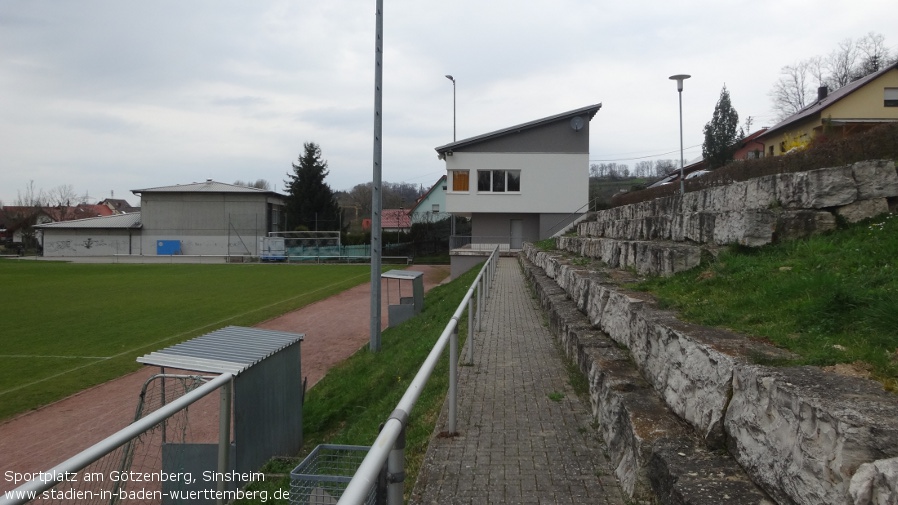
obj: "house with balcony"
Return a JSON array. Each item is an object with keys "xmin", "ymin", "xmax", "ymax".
[
  {"xmin": 757, "ymin": 61, "xmax": 898, "ymax": 156},
  {"xmin": 435, "ymin": 103, "xmax": 601, "ymax": 277}
]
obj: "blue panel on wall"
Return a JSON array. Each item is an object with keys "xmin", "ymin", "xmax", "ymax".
[{"xmin": 157, "ymin": 240, "xmax": 181, "ymax": 255}]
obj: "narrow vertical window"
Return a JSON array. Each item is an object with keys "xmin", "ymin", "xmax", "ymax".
[
  {"xmin": 451, "ymin": 170, "xmax": 469, "ymax": 191},
  {"xmin": 477, "ymin": 170, "xmax": 491, "ymax": 191}
]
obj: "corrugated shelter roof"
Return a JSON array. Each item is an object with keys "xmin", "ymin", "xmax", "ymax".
[
  {"xmin": 435, "ymin": 103, "xmax": 602, "ymax": 156},
  {"xmin": 137, "ymin": 326, "xmax": 304, "ymax": 375},
  {"xmin": 34, "ymin": 212, "xmax": 142, "ymax": 229},
  {"xmin": 132, "ymin": 180, "xmax": 284, "ymax": 196}
]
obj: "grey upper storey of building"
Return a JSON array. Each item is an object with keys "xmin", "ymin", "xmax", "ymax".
[{"xmin": 435, "ymin": 103, "xmax": 602, "ymax": 158}]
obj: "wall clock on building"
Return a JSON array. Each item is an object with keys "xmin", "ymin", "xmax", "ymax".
[{"xmin": 570, "ymin": 116, "xmax": 584, "ymax": 131}]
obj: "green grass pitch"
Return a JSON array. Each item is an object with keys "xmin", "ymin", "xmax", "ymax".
[{"xmin": 0, "ymin": 260, "xmax": 372, "ymax": 420}]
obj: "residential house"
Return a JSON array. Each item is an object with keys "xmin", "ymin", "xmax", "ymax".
[
  {"xmin": 98, "ymin": 198, "xmax": 140, "ymax": 214},
  {"xmin": 408, "ymin": 175, "xmax": 448, "ymax": 224},
  {"xmin": 435, "ymin": 104, "xmax": 601, "ymax": 277},
  {"xmin": 381, "ymin": 209, "xmax": 412, "ymax": 233},
  {"xmin": 1, "ymin": 204, "xmax": 113, "ymax": 249},
  {"xmin": 756, "ymin": 61, "xmax": 898, "ymax": 156},
  {"xmin": 733, "ymin": 128, "xmax": 769, "ymax": 160}
]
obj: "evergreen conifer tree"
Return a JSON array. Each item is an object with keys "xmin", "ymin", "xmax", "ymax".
[
  {"xmin": 702, "ymin": 86, "xmax": 743, "ymax": 169},
  {"xmin": 284, "ymin": 142, "xmax": 342, "ymax": 231}
]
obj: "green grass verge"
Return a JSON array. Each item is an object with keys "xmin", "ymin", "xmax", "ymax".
[
  {"xmin": 632, "ymin": 212, "xmax": 898, "ymax": 390},
  {"xmin": 235, "ymin": 264, "xmax": 481, "ymax": 505},
  {"xmin": 0, "ymin": 261, "xmax": 372, "ymax": 420}
]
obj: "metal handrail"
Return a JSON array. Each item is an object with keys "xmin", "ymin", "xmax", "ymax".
[
  {"xmin": 545, "ymin": 196, "xmax": 603, "ymax": 238},
  {"xmin": 337, "ymin": 246, "xmax": 499, "ymax": 505},
  {"xmin": 0, "ymin": 373, "xmax": 233, "ymax": 505}
]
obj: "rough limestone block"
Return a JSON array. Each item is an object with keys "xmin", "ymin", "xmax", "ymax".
[
  {"xmin": 851, "ymin": 160, "xmax": 898, "ymax": 200},
  {"xmin": 649, "ymin": 438, "xmax": 775, "ymax": 505},
  {"xmin": 742, "ymin": 174, "xmax": 780, "ymax": 211},
  {"xmin": 850, "ymin": 457, "xmax": 898, "ymax": 505},
  {"xmin": 775, "ymin": 210, "xmax": 838, "ymax": 241},
  {"xmin": 712, "ymin": 210, "xmax": 776, "ymax": 246},
  {"xmin": 725, "ymin": 365, "xmax": 898, "ymax": 505},
  {"xmin": 836, "ymin": 198, "xmax": 890, "ymax": 224},
  {"xmin": 626, "ymin": 313, "xmax": 735, "ymax": 446},
  {"xmin": 776, "ymin": 165, "xmax": 858, "ymax": 209}
]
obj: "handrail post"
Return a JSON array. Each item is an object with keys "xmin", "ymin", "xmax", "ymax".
[
  {"xmin": 466, "ymin": 296, "xmax": 474, "ymax": 364},
  {"xmin": 448, "ymin": 322, "xmax": 458, "ymax": 434},
  {"xmin": 387, "ymin": 426, "xmax": 406, "ymax": 505},
  {"xmin": 477, "ymin": 277, "xmax": 483, "ymax": 332},
  {"xmin": 217, "ymin": 378, "xmax": 232, "ymax": 504}
]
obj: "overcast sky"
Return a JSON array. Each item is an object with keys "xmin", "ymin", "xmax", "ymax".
[{"xmin": 1, "ymin": 1, "xmax": 896, "ymax": 207}]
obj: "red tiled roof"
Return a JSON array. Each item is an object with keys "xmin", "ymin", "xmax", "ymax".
[{"xmin": 381, "ymin": 209, "xmax": 411, "ymax": 229}]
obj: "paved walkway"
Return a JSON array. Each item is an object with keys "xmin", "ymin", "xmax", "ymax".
[{"xmin": 411, "ymin": 257, "xmax": 626, "ymax": 505}]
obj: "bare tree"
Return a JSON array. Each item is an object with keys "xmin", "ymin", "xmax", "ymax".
[
  {"xmin": 769, "ymin": 33, "xmax": 894, "ymax": 121},
  {"xmin": 826, "ymin": 38, "xmax": 860, "ymax": 89},
  {"xmin": 654, "ymin": 159, "xmax": 677, "ymax": 177},
  {"xmin": 14, "ymin": 181, "xmax": 48, "ymax": 207},
  {"xmin": 856, "ymin": 32, "xmax": 893, "ymax": 76},
  {"xmin": 233, "ymin": 179, "xmax": 272, "ymax": 190},
  {"xmin": 634, "ymin": 161, "xmax": 654, "ymax": 178},
  {"xmin": 769, "ymin": 61, "xmax": 814, "ymax": 121},
  {"xmin": 47, "ymin": 184, "xmax": 82, "ymax": 207}
]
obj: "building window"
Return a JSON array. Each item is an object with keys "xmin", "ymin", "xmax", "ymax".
[
  {"xmin": 476, "ymin": 170, "xmax": 521, "ymax": 193},
  {"xmin": 885, "ymin": 88, "xmax": 898, "ymax": 107},
  {"xmin": 450, "ymin": 170, "xmax": 469, "ymax": 192},
  {"xmin": 432, "ymin": 204, "xmax": 439, "ymax": 213}
]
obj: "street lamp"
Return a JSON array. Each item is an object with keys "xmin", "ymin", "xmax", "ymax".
[
  {"xmin": 669, "ymin": 74, "xmax": 690, "ymax": 194},
  {"xmin": 445, "ymin": 75, "xmax": 456, "ymax": 141}
]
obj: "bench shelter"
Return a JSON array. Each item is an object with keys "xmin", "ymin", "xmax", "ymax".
[{"xmin": 137, "ymin": 326, "xmax": 304, "ymax": 502}]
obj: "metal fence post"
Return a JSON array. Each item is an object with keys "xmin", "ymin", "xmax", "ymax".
[
  {"xmin": 448, "ymin": 323, "xmax": 458, "ymax": 434},
  {"xmin": 387, "ymin": 426, "xmax": 406, "ymax": 505}
]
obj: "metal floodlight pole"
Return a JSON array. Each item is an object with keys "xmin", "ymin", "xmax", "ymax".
[
  {"xmin": 445, "ymin": 74, "xmax": 456, "ymax": 238},
  {"xmin": 370, "ymin": 0, "xmax": 384, "ymax": 352},
  {"xmin": 669, "ymin": 74, "xmax": 690, "ymax": 194},
  {"xmin": 445, "ymin": 75, "xmax": 456, "ymax": 142}
]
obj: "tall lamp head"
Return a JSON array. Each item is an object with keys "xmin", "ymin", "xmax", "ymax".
[{"xmin": 669, "ymin": 74, "xmax": 690, "ymax": 92}]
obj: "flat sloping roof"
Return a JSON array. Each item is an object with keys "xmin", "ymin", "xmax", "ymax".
[
  {"xmin": 132, "ymin": 180, "xmax": 284, "ymax": 197},
  {"xmin": 435, "ymin": 103, "xmax": 601, "ymax": 155},
  {"xmin": 34, "ymin": 212, "xmax": 142, "ymax": 229},
  {"xmin": 137, "ymin": 326, "xmax": 304, "ymax": 375}
]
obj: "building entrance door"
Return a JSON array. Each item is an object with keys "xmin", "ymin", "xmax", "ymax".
[{"xmin": 510, "ymin": 219, "xmax": 523, "ymax": 249}]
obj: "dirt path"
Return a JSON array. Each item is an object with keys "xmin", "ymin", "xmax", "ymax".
[{"xmin": 0, "ymin": 265, "xmax": 450, "ymax": 493}]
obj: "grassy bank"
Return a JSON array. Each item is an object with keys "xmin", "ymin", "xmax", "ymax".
[
  {"xmin": 632, "ymin": 212, "xmax": 898, "ymax": 390},
  {"xmin": 237, "ymin": 264, "xmax": 481, "ymax": 504},
  {"xmin": 0, "ymin": 262, "xmax": 372, "ymax": 420}
]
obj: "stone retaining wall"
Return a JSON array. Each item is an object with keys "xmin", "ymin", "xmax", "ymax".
[
  {"xmin": 557, "ymin": 160, "xmax": 898, "ymax": 276},
  {"xmin": 522, "ymin": 244, "xmax": 898, "ymax": 505}
]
